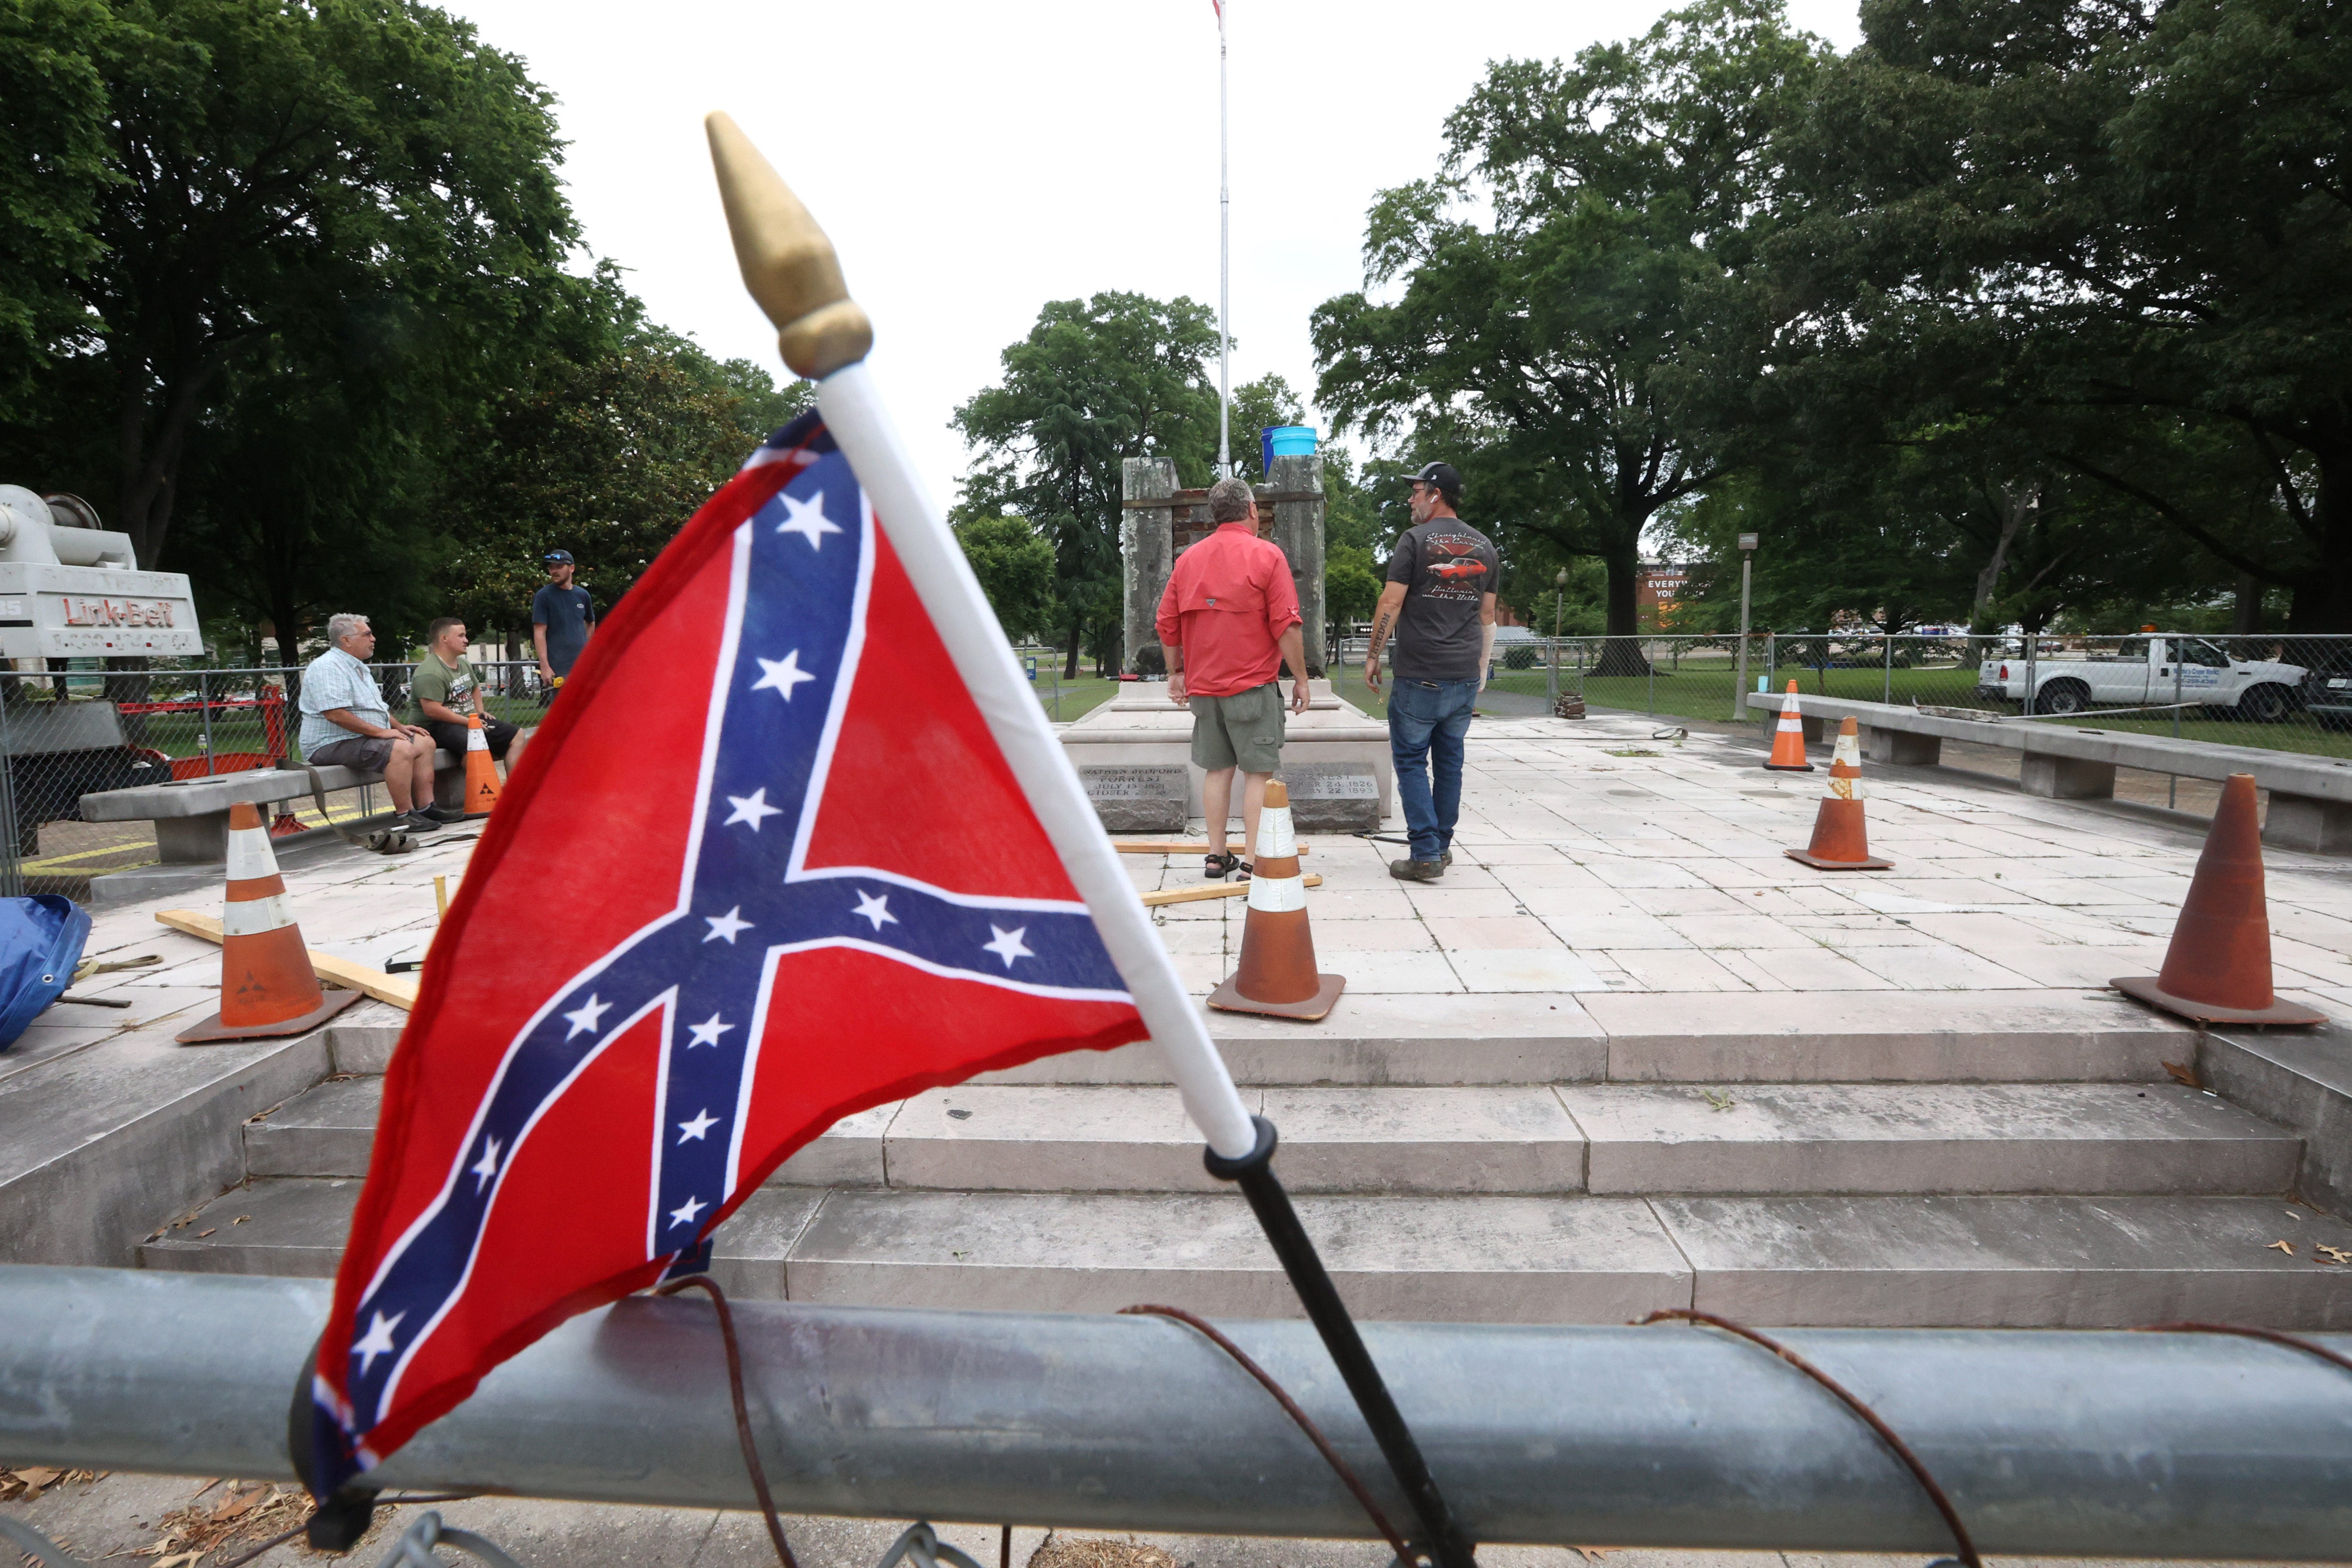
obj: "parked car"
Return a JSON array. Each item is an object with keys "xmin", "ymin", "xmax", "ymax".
[
  {"xmin": 1975, "ymin": 637, "xmax": 2307, "ymax": 719},
  {"xmin": 2305, "ymin": 648, "xmax": 2352, "ymax": 732}
]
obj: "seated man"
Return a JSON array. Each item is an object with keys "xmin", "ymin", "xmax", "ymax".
[
  {"xmin": 410, "ymin": 616, "xmax": 521, "ymax": 771},
  {"xmin": 298, "ymin": 612, "xmax": 448, "ymax": 832}
]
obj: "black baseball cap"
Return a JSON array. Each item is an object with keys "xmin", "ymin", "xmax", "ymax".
[
  {"xmin": 1405, "ymin": 461, "xmax": 1461, "ymax": 501},
  {"xmin": 542, "ymin": 550, "xmax": 574, "ymax": 565}
]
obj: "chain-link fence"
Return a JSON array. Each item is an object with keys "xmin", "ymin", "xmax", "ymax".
[
  {"xmin": 0, "ymin": 657, "xmax": 557, "ymax": 897},
  {"xmin": 1452, "ymin": 631, "xmax": 2352, "ymax": 756}
]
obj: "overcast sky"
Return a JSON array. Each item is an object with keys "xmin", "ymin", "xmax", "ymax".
[{"xmin": 444, "ymin": 0, "xmax": 1863, "ymax": 512}]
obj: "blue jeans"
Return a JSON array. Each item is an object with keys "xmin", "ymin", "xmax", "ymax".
[{"xmin": 1387, "ymin": 678, "xmax": 1476, "ymax": 861}]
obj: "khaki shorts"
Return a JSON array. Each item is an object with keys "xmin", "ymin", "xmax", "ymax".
[{"xmin": 1190, "ymin": 683, "xmax": 1285, "ymax": 773}]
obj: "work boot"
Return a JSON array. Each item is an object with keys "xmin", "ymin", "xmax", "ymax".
[{"xmin": 1389, "ymin": 857, "xmax": 1445, "ymax": 882}]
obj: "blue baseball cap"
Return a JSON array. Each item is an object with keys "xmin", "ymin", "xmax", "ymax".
[{"xmin": 542, "ymin": 550, "xmax": 574, "ymax": 566}]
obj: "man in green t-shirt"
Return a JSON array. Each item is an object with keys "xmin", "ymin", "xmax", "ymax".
[{"xmin": 411, "ymin": 617, "xmax": 520, "ymax": 767}]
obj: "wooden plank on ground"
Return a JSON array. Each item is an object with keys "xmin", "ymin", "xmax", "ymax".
[
  {"xmin": 1138, "ymin": 874, "xmax": 1323, "ymax": 908},
  {"xmin": 154, "ymin": 909, "xmax": 420, "ymax": 1010},
  {"xmin": 1112, "ymin": 840, "xmax": 1311, "ymax": 856}
]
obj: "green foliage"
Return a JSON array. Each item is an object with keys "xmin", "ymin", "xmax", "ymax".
[
  {"xmin": 1313, "ymin": 0, "xmax": 1827, "ymax": 664},
  {"xmin": 1225, "ymin": 373, "xmax": 1304, "ymax": 482},
  {"xmin": 0, "ymin": 0, "xmax": 115, "ymax": 419},
  {"xmin": 0, "ymin": 0, "xmax": 590, "ymax": 572},
  {"xmin": 0, "ymin": 0, "xmax": 806, "ymax": 655},
  {"xmin": 432, "ymin": 314, "xmax": 808, "ymax": 639},
  {"xmin": 1324, "ymin": 544, "xmax": 1384, "ymax": 628},
  {"xmin": 956, "ymin": 515, "xmax": 1058, "ymax": 643},
  {"xmin": 1762, "ymin": 0, "xmax": 2352, "ymax": 630},
  {"xmin": 953, "ymin": 291, "xmax": 1221, "ymax": 675}
]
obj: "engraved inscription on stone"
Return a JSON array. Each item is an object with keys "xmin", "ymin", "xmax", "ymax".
[
  {"xmin": 1080, "ymin": 765, "xmax": 1187, "ymax": 833},
  {"xmin": 1280, "ymin": 762, "xmax": 1380, "ymax": 831}
]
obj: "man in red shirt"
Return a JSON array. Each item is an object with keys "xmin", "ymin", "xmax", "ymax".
[{"xmin": 1156, "ymin": 476, "xmax": 1311, "ymax": 878}]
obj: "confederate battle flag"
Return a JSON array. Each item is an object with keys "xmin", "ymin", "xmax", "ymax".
[{"xmin": 306, "ymin": 410, "xmax": 1154, "ymax": 1493}]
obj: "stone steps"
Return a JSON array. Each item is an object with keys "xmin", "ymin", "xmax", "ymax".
[
  {"xmin": 243, "ymin": 1077, "xmax": 2298, "ymax": 1197},
  {"xmin": 136, "ymin": 1176, "xmax": 2352, "ymax": 1328},
  {"xmin": 319, "ymin": 990, "xmax": 2192, "ymax": 1086}
]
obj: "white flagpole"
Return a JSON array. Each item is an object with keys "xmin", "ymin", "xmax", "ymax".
[{"xmin": 1216, "ymin": 0, "xmax": 1231, "ymax": 479}]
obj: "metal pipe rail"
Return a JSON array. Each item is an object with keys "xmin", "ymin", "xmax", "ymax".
[{"xmin": 4, "ymin": 1267, "xmax": 2349, "ymax": 1558}]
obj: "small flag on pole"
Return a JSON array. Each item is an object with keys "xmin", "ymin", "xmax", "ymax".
[
  {"xmin": 305, "ymin": 411, "xmax": 1166, "ymax": 1493},
  {"xmin": 304, "ymin": 109, "xmax": 1261, "ymax": 1508}
]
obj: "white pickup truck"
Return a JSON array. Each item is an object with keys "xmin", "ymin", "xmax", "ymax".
[{"xmin": 1975, "ymin": 637, "xmax": 2307, "ymax": 720}]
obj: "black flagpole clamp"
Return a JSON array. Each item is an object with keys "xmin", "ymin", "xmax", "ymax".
[{"xmin": 1206, "ymin": 1115, "xmax": 1476, "ymax": 1568}]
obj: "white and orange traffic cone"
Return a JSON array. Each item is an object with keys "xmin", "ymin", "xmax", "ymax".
[
  {"xmin": 1763, "ymin": 680, "xmax": 1814, "ymax": 771},
  {"xmin": 176, "ymin": 802, "xmax": 364, "ymax": 1044},
  {"xmin": 461, "ymin": 713, "xmax": 502, "ymax": 817},
  {"xmin": 1208, "ymin": 781, "xmax": 1344, "ymax": 1021},
  {"xmin": 1785, "ymin": 716, "xmax": 1891, "ymax": 870}
]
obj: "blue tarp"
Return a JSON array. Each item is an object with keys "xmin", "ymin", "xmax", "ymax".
[{"xmin": 0, "ymin": 895, "xmax": 92, "ymax": 1050}]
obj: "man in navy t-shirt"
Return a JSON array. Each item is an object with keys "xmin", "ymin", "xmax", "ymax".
[{"xmin": 532, "ymin": 550, "xmax": 596, "ymax": 685}]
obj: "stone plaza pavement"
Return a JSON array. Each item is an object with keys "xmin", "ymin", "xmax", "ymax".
[
  {"xmin": 1138, "ymin": 711, "xmax": 2352, "ymax": 1015},
  {"xmin": 1, "ymin": 1472, "xmax": 2325, "ymax": 1568},
  {"xmin": 9, "ymin": 707, "xmax": 2352, "ymax": 1328}
]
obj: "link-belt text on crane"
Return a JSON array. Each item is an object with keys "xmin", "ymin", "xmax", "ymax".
[{"xmin": 59, "ymin": 596, "xmax": 176, "ymax": 628}]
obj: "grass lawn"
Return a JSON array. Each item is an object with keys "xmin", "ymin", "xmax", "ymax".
[{"xmin": 1028, "ymin": 674, "xmax": 1120, "ymax": 723}]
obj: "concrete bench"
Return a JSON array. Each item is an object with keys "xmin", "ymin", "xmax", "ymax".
[
  {"xmin": 79, "ymin": 752, "xmax": 465, "ymax": 866},
  {"xmin": 1752, "ymin": 693, "xmax": 2352, "ymax": 856}
]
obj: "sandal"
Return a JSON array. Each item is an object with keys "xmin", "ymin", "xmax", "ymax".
[{"xmin": 1203, "ymin": 852, "xmax": 1252, "ymax": 881}]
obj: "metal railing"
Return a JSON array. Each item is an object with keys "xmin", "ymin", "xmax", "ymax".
[
  {"xmin": 4, "ymin": 1266, "xmax": 2350, "ymax": 1558},
  {"xmin": 0, "ymin": 659, "xmax": 554, "ymax": 896}
]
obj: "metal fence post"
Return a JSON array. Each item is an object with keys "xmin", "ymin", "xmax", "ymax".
[
  {"xmin": 0, "ymin": 699, "xmax": 19, "ymax": 898},
  {"xmin": 1647, "ymin": 645, "xmax": 1656, "ymax": 714},
  {"xmin": 2024, "ymin": 631, "xmax": 2038, "ymax": 716},
  {"xmin": 198, "ymin": 672, "xmax": 214, "ymax": 777},
  {"xmin": 2172, "ymin": 649, "xmax": 2184, "ymax": 809},
  {"xmin": 1547, "ymin": 638, "xmax": 1558, "ymax": 710},
  {"xmin": 1883, "ymin": 634, "xmax": 1894, "ymax": 706}
]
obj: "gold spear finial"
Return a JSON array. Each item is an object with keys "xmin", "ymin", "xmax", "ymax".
[{"xmin": 704, "ymin": 112, "xmax": 873, "ymax": 380}]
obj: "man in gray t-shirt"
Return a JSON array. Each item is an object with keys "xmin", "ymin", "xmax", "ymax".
[{"xmin": 1363, "ymin": 462, "xmax": 1498, "ymax": 880}]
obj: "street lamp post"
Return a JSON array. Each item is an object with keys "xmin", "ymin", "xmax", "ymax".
[{"xmin": 1733, "ymin": 532, "xmax": 1757, "ymax": 720}]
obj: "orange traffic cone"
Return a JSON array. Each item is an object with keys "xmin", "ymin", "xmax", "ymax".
[
  {"xmin": 1208, "ymin": 781, "xmax": 1344, "ymax": 1021},
  {"xmin": 1763, "ymin": 680, "xmax": 1814, "ymax": 771},
  {"xmin": 2111, "ymin": 773, "xmax": 2325, "ymax": 1026},
  {"xmin": 1786, "ymin": 716, "xmax": 1892, "ymax": 870},
  {"xmin": 176, "ymin": 802, "xmax": 364, "ymax": 1044},
  {"xmin": 461, "ymin": 713, "xmax": 502, "ymax": 817}
]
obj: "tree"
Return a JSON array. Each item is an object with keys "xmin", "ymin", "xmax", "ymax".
[
  {"xmin": 1314, "ymin": 0, "xmax": 1826, "ymax": 673},
  {"xmin": 0, "ymin": 0, "xmax": 114, "ymax": 421},
  {"xmin": 1225, "ymin": 373, "xmax": 1304, "ymax": 482},
  {"xmin": 0, "ymin": 0, "xmax": 581, "ymax": 569},
  {"xmin": 435, "ymin": 319, "xmax": 808, "ymax": 643},
  {"xmin": 956, "ymin": 515, "xmax": 1057, "ymax": 643},
  {"xmin": 953, "ymin": 292, "xmax": 1221, "ymax": 677},
  {"xmin": 1767, "ymin": 0, "xmax": 2352, "ymax": 629}
]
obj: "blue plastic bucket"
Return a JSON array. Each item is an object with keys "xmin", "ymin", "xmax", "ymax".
[{"xmin": 1259, "ymin": 425, "xmax": 1317, "ymax": 473}]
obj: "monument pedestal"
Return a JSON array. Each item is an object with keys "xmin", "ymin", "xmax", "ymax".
[{"xmin": 1062, "ymin": 679, "xmax": 1391, "ymax": 831}]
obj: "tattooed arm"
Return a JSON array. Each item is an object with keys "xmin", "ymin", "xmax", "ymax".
[{"xmin": 1362, "ymin": 582, "xmax": 1408, "ymax": 691}]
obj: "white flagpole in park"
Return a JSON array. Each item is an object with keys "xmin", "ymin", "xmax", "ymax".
[
  {"xmin": 1216, "ymin": 0, "xmax": 1232, "ymax": 479},
  {"xmin": 702, "ymin": 112, "xmax": 1476, "ymax": 1568}
]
